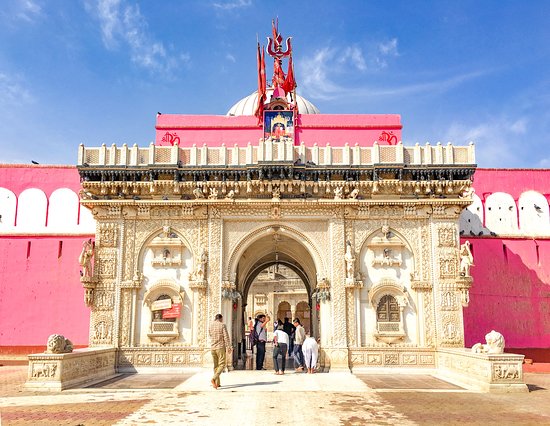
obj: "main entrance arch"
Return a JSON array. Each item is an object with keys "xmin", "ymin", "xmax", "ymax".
[{"xmin": 223, "ymin": 225, "xmax": 322, "ymax": 361}]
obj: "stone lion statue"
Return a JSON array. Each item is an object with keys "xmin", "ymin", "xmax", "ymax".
[
  {"xmin": 471, "ymin": 330, "xmax": 505, "ymax": 354},
  {"xmin": 46, "ymin": 334, "xmax": 74, "ymax": 354}
]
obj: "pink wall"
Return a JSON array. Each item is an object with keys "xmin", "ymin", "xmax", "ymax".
[
  {"xmin": 463, "ymin": 238, "xmax": 550, "ymax": 350},
  {"xmin": 0, "ymin": 165, "xmax": 81, "ymax": 197},
  {"xmin": 0, "ymin": 165, "xmax": 91, "ymax": 352},
  {"xmin": 463, "ymin": 168, "xmax": 550, "ymax": 354},
  {"xmin": 472, "ymin": 168, "xmax": 550, "ymax": 202},
  {"xmin": 155, "ymin": 113, "xmax": 402, "ymax": 148},
  {"xmin": 0, "ymin": 236, "xmax": 90, "ymax": 347}
]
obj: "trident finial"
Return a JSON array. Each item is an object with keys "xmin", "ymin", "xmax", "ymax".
[{"xmin": 267, "ymin": 19, "xmax": 292, "ymax": 60}]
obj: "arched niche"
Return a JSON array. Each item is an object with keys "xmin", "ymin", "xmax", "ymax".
[
  {"xmin": 48, "ymin": 188, "xmax": 79, "ymax": 231},
  {"xmin": 0, "ymin": 188, "xmax": 17, "ymax": 230},
  {"xmin": 485, "ymin": 192, "xmax": 518, "ymax": 235},
  {"xmin": 460, "ymin": 193, "xmax": 484, "ymax": 236},
  {"xmin": 518, "ymin": 191, "xmax": 550, "ymax": 236},
  {"xmin": 358, "ymin": 226, "xmax": 416, "ymax": 346},
  {"xmin": 368, "ymin": 278, "xmax": 409, "ymax": 344},
  {"xmin": 17, "ymin": 188, "xmax": 47, "ymax": 231},
  {"xmin": 134, "ymin": 227, "xmax": 194, "ymax": 346},
  {"xmin": 142, "ymin": 279, "xmax": 186, "ymax": 345}
]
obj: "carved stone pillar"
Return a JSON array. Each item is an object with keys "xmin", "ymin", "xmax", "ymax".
[
  {"xmin": 190, "ymin": 280, "xmax": 207, "ymax": 347},
  {"xmin": 411, "ymin": 278, "xmax": 434, "ymax": 348},
  {"xmin": 324, "ymin": 217, "xmax": 349, "ymax": 370},
  {"xmin": 345, "ymin": 279, "xmax": 363, "ymax": 348}
]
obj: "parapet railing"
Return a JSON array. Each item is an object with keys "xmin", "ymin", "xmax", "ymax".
[{"xmin": 78, "ymin": 140, "xmax": 476, "ymax": 168}]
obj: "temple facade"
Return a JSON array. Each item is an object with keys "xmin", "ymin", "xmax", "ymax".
[{"xmin": 77, "ymin": 122, "xmax": 477, "ymax": 371}]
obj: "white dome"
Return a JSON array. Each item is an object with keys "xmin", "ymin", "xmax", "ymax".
[{"xmin": 227, "ymin": 89, "xmax": 320, "ymax": 116}]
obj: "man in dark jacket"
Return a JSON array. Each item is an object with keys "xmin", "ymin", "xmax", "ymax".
[{"xmin": 282, "ymin": 317, "xmax": 295, "ymax": 356}]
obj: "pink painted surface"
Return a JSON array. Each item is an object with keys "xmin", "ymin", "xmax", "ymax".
[
  {"xmin": 155, "ymin": 113, "xmax": 402, "ymax": 147},
  {"xmin": 463, "ymin": 169, "xmax": 550, "ymax": 354},
  {"xmin": 0, "ymin": 236, "xmax": 90, "ymax": 346},
  {"xmin": 0, "ymin": 165, "xmax": 91, "ymax": 349},
  {"xmin": 472, "ymin": 168, "xmax": 550, "ymax": 201},
  {"xmin": 0, "ymin": 165, "xmax": 81, "ymax": 197},
  {"xmin": 463, "ymin": 237, "xmax": 550, "ymax": 350}
]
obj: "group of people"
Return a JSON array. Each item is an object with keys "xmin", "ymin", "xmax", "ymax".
[
  {"xmin": 249, "ymin": 315, "xmax": 319, "ymax": 375},
  {"xmin": 208, "ymin": 313, "xmax": 320, "ymax": 390}
]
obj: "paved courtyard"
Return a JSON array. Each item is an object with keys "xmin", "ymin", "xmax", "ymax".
[{"xmin": 1, "ymin": 364, "xmax": 550, "ymax": 425}]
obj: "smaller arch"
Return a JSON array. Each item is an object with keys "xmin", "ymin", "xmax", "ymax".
[
  {"xmin": 17, "ymin": 188, "xmax": 47, "ymax": 230},
  {"xmin": 518, "ymin": 190, "xmax": 550, "ymax": 236},
  {"xmin": 485, "ymin": 192, "xmax": 518, "ymax": 235},
  {"xmin": 48, "ymin": 188, "xmax": 79, "ymax": 230},
  {"xmin": 368, "ymin": 277, "xmax": 408, "ymax": 308},
  {"xmin": 143, "ymin": 278, "xmax": 183, "ymax": 305},
  {"xmin": 459, "ymin": 193, "xmax": 484, "ymax": 235},
  {"xmin": 0, "ymin": 187, "xmax": 17, "ymax": 230},
  {"xmin": 369, "ymin": 278, "xmax": 409, "ymax": 344},
  {"xmin": 136, "ymin": 226, "xmax": 196, "ymax": 276},
  {"xmin": 276, "ymin": 301, "xmax": 291, "ymax": 324},
  {"xmin": 295, "ymin": 300, "xmax": 311, "ymax": 333}
]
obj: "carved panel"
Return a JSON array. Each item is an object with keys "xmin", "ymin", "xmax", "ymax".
[
  {"xmin": 119, "ymin": 289, "xmax": 132, "ymax": 347},
  {"xmin": 97, "ymin": 256, "xmax": 116, "ymax": 278},
  {"xmin": 493, "ymin": 363, "xmax": 520, "ymax": 381},
  {"xmin": 440, "ymin": 312, "xmax": 463, "ymax": 346},
  {"xmin": 439, "ymin": 257, "xmax": 457, "ymax": 279},
  {"xmin": 99, "ymin": 223, "xmax": 118, "ymax": 247},
  {"xmin": 437, "ymin": 225, "xmax": 456, "ymax": 247},
  {"xmin": 440, "ymin": 290, "xmax": 458, "ymax": 311},
  {"xmin": 93, "ymin": 290, "xmax": 115, "ymax": 310}
]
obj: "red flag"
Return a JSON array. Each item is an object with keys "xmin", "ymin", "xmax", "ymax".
[
  {"xmin": 282, "ymin": 54, "xmax": 296, "ymax": 94},
  {"xmin": 254, "ymin": 43, "xmax": 266, "ymax": 124}
]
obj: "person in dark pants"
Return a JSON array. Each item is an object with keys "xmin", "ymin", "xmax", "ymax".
[
  {"xmin": 255, "ymin": 314, "xmax": 270, "ymax": 370},
  {"xmin": 283, "ymin": 317, "xmax": 295, "ymax": 357},
  {"xmin": 272, "ymin": 325, "xmax": 289, "ymax": 375},
  {"xmin": 292, "ymin": 318, "xmax": 306, "ymax": 371}
]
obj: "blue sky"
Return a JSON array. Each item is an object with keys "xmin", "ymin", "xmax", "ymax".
[{"xmin": 1, "ymin": 0, "xmax": 549, "ymax": 168}]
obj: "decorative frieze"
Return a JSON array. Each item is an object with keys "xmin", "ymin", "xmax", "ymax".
[{"xmin": 349, "ymin": 348, "xmax": 436, "ymax": 368}]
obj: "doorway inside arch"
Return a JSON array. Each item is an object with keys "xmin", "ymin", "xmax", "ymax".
[
  {"xmin": 229, "ymin": 227, "xmax": 320, "ymax": 371},
  {"xmin": 242, "ymin": 264, "xmax": 312, "ymax": 370}
]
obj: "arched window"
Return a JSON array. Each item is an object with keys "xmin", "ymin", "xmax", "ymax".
[
  {"xmin": 377, "ymin": 295, "xmax": 400, "ymax": 324},
  {"xmin": 369, "ymin": 278, "xmax": 409, "ymax": 344}
]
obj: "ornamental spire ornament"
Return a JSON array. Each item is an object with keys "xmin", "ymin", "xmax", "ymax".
[{"xmin": 255, "ymin": 19, "xmax": 298, "ymax": 125}]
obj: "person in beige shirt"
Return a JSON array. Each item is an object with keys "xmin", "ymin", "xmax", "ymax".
[{"xmin": 209, "ymin": 313, "xmax": 232, "ymax": 389}]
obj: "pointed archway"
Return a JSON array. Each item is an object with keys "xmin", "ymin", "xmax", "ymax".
[{"xmin": 224, "ymin": 226, "xmax": 322, "ymax": 365}]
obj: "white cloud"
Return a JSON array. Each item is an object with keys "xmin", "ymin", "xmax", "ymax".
[
  {"xmin": 299, "ymin": 43, "xmax": 486, "ymax": 101},
  {"xmin": 0, "ymin": 72, "xmax": 34, "ymax": 107},
  {"xmin": 87, "ymin": 0, "xmax": 189, "ymax": 75},
  {"xmin": 378, "ymin": 38, "xmax": 398, "ymax": 56},
  {"xmin": 300, "ymin": 47, "xmax": 345, "ymax": 100},
  {"xmin": 340, "ymin": 46, "xmax": 367, "ymax": 71},
  {"xmin": 15, "ymin": 0, "xmax": 42, "ymax": 22},
  {"xmin": 226, "ymin": 53, "xmax": 236, "ymax": 63},
  {"xmin": 212, "ymin": 0, "xmax": 252, "ymax": 10}
]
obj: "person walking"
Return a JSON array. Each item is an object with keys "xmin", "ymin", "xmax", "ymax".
[
  {"xmin": 209, "ymin": 313, "xmax": 232, "ymax": 389},
  {"xmin": 292, "ymin": 318, "xmax": 306, "ymax": 371},
  {"xmin": 282, "ymin": 317, "xmax": 295, "ymax": 357},
  {"xmin": 302, "ymin": 335, "xmax": 319, "ymax": 373},
  {"xmin": 272, "ymin": 325, "xmax": 289, "ymax": 375},
  {"xmin": 254, "ymin": 314, "xmax": 270, "ymax": 370}
]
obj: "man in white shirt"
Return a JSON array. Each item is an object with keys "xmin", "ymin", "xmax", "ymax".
[{"xmin": 272, "ymin": 326, "xmax": 289, "ymax": 375}]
